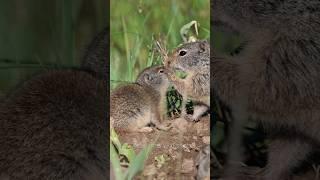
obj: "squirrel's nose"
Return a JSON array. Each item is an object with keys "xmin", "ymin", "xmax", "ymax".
[{"xmin": 162, "ymin": 68, "xmax": 173, "ymax": 75}]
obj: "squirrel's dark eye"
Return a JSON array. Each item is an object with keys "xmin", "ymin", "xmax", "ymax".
[
  {"xmin": 158, "ymin": 69, "xmax": 164, "ymax": 73},
  {"xmin": 179, "ymin": 50, "xmax": 187, "ymax": 56}
]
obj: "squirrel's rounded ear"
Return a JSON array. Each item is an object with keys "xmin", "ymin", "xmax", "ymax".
[
  {"xmin": 144, "ymin": 74, "xmax": 151, "ymax": 82},
  {"xmin": 199, "ymin": 41, "xmax": 208, "ymax": 53}
]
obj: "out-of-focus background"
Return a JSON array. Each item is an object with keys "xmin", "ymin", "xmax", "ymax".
[
  {"xmin": 0, "ymin": 0, "xmax": 108, "ymax": 95},
  {"xmin": 110, "ymin": 0, "xmax": 210, "ymax": 89}
]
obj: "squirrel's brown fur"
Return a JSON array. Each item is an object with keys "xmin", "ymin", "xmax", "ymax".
[
  {"xmin": 164, "ymin": 40, "xmax": 210, "ymax": 121},
  {"xmin": 111, "ymin": 65, "xmax": 170, "ymax": 133}
]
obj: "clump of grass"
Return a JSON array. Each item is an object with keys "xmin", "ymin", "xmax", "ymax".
[{"xmin": 110, "ymin": 129, "xmax": 155, "ymax": 180}]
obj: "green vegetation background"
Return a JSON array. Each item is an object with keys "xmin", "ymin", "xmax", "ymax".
[
  {"xmin": 0, "ymin": 0, "xmax": 107, "ymax": 96},
  {"xmin": 110, "ymin": 0, "xmax": 210, "ymax": 89}
]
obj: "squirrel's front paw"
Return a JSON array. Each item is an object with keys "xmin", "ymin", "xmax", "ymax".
[
  {"xmin": 156, "ymin": 122, "xmax": 172, "ymax": 131},
  {"xmin": 137, "ymin": 127, "xmax": 154, "ymax": 133}
]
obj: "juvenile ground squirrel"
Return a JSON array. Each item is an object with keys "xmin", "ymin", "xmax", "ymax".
[
  {"xmin": 111, "ymin": 65, "xmax": 171, "ymax": 133},
  {"xmin": 0, "ymin": 28, "xmax": 108, "ymax": 180},
  {"xmin": 164, "ymin": 40, "xmax": 210, "ymax": 121},
  {"xmin": 212, "ymin": 0, "xmax": 320, "ymax": 179}
]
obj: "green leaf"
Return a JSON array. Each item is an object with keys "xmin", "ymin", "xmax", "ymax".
[
  {"xmin": 110, "ymin": 128, "xmax": 122, "ymax": 151},
  {"xmin": 155, "ymin": 154, "xmax": 168, "ymax": 168},
  {"xmin": 110, "ymin": 143, "xmax": 124, "ymax": 180},
  {"xmin": 120, "ymin": 143, "xmax": 136, "ymax": 163},
  {"xmin": 175, "ymin": 70, "xmax": 188, "ymax": 79},
  {"xmin": 125, "ymin": 143, "xmax": 154, "ymax": 179},
  {"xmin": 175, "ymin": 100, "xmax": 181, "ymax": 108}
]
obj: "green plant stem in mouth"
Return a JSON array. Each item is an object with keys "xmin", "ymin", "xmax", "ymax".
[{"xmin": 174, "ymin": 69, "xmax": 188, "ymax": 79}]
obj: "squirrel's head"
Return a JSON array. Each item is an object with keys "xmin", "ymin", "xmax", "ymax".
[
  {"xmin": 165, "ymin": 40, "xmax": 210, "ymax": 73},
  {"xmin": 136, "ymin": 65, "xmax": 170, "ymax": 92}
]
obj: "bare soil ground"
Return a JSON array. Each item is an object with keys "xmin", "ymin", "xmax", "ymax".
[{"xmin": 117, "ymin": 116, "xmax": 210, "ymax": 180}]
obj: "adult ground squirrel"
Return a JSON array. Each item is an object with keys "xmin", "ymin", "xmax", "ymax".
[
  {"xmin": 111, "ymin": 65, "xmax": 171, "ymax": 133},
  {"xmin": 212, "ymin": 0, "xmax": 320, "ymax": 179},
  {"xmin": 0, "ymin": 28, "xmax": 108, "ymax": 180},
  {"xmin": 164, "ymin": 40, "xmax": 210, "ymax": 121}
]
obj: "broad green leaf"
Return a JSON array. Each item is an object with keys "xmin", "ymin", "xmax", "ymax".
[
  {"xmin": 110, "ymin": 128, "xmax": 122, "ymax": 151},
  {"xmin": 120, "ymin": 143, "xmax": 136, "ymax": 163},
  {"xmin": 125, "ymin": 144, "xmax": 154, "ymax": 179},
  {"xmin": 175, "ymin": 70, "xmax": 188, "ymax": 79}
]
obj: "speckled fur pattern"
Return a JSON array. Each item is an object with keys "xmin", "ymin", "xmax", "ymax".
[
  {"xmin": 212, "ymin": 0, "xmax": 320, "ymax": 179},
  {"xmin": 0, "ymin": 70, "xmax": 108, "ymax": 180},
  {"xmin": 110, "ymin": 66, "xmax": 169, "ymax": 132},
  {"xmin": 164, "ymin": 40, "xmax": 210, "ymax": 121},
  {"xmin": 166, "ymin": 40, "xmax": 210, "ymax": 100}
]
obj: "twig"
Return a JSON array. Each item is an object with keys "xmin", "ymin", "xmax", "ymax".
[{"xmin": 154, "ymin": 38, "xmax": 168, "ymax": 64}]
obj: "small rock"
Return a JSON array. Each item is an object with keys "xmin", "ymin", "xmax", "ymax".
[
  {"xmin": 172, "ymin": 118, "xmax": 190, "ymax": 132},
  {"xmin": 190, "ymin": 142, "xmax": 196, "ymax": 149},
  {"xmin": 157, "ymin": 171, "xmax": 167, "ymax": 179},
  {"xmin": 181, "ymin": 158, "xmax": 194, "ymax": 173},
  {"xmin": 142, "ymin": 164, "xmax": 157, "ymax": 176},
  {"xmin": 193, "ymin": 136, "xmax": 198, "ymax": 140},
  {"xmin": 182, "ymin": 144, "xmax": 191, "ymax": 152},
  {"xmin": 195, "ymin": 120, "xmax": 210, "ymax": 136},
  {"xmin": 202, "ymin": 136, "xmax": 210, "ymax": 144}
]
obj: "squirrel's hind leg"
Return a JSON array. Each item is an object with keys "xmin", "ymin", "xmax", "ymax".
[{"xmin": 150, "ymin": 112, "xmax": 172, "ymax": 131}]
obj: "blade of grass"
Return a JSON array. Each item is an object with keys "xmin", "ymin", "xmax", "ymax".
[
  {"xmin": 121, "ymin": 16, "xmax": 132, "ymax": 82},
  {"xmin": 110, "ymin": 143, "xmax": 125, "ymax": 180},
  {"xmin": 125, "ymin": 143, "xmax": 154, "ymax": 179},
  {"xmin": 110, "ymin": 128, "xmax": 122, "ymax": 150}
]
